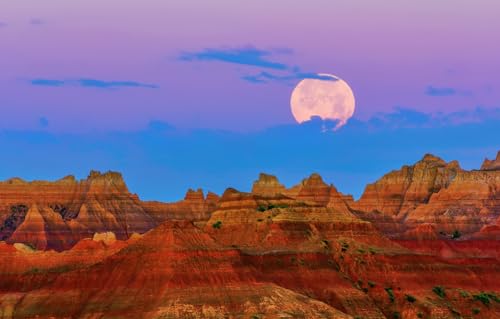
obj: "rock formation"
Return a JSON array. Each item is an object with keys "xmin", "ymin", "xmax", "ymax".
[
  {"xmin": 481, "ymin": 151, "xmax": 500, "ymax": 170},
  {"xmin": 0, "ymin": 171, "xmax": 156, "ymax": 250},
  {"xmin": 0, "ymin": 153, "xmax": 499, "ymax": 318},
  {"xmin": 142, "ymin": 188, "xmax": 219, "ymax": 222}
]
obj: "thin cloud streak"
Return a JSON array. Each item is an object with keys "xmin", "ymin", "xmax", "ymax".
[{"xmin": 30, "ymin": 78, "xmax": 159, "ymax": 89}]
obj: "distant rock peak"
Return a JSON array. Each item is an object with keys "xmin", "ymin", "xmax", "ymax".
[
  {"xmin": 87, "ymin": 170, "xmax": 125, "ymax": 182},
  {"xmin": 421, "ymin": 153, "xmax": 445, "ymax": 163},
  {"xmin": 301, "ymin": 173, "xmax": 327, "ymax": 187},
  {"xmin": 481, "ymin": 151, "xmax": 500, "ymax": 170},
  {"xmin": 252, "ymin": 173, "xmax": 285, "ymax": 196}
]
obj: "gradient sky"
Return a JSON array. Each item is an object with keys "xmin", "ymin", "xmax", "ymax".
[{"xmin": 1, "ymin": 0, "xmax": 499, "ymax": 200}]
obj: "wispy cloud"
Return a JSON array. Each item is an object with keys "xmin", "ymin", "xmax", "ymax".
[
  {"xmin": 178, "ymin": 47, "xmax": 288, "ymax": 70},
  {"xmin": 425, "ymin": 86, "xmax": 457, "ymax": 97},
  {"xmin": 30, "ymin": 78, "xmax": 159, "ymax": 89},
  {"xmin": 242, "ymin": 71, "xmax": 337, "ymax": 85},
  {"xmin": 179, "ymin": 46, "xmax": 337, "ymax": 85},
  {"xmin": 367, "ymin": 106, "xmax": 500, "ymax": 129},
  {"xmin": 31, "ymin": 79, "xmax": 65, "ymax": 87}
]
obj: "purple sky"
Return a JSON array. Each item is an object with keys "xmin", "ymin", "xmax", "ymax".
[
  {"xmin": 1, "ymin": 0, "xmax": 499, "ymax": 132},
  {"xmin": 1, "ymin": 1, "xmax": 500, "ymax": 201}
]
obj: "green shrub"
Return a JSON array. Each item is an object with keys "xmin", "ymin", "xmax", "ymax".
[
  {"xmin": 472, "ymin": 308, "xmax": 480, "ymax": 315},
  {"xmin": 257, "ymin": 205, "xmax": 267, "ymax": 212},
  {"xmin": 472, "ymin": 292, "xmax": 498, "ymax": 306},
  {"xmin": 256, "ymin": 203, "xmax": 289, "ymax": 212},
  {"xmin": 452, "ymin": 230, "xmax": 461, "ymax": 239},
  {"xmin": 405, "ymin": 294, "xmax": 417, "ymax": 303},
  {"xmin": 212, "ymin": 221, "xmax": 222, "ymax": 229},
  {"xmin": 385, "ymin": 287, "xmax": 395, "ymax": 303},
  {"xmin": 417, "ymin": 312, "xmax": 423, "ymax": 318},
  {"xmin": 432, "ymin": 286, "xmax": 446, "ymax": 298},
  {"xmin": 368, "ymin": 281, "xmax": 376, "ymax": 288},
  {"xmin": 392, "ymin": 312, "xmax": 401, "ymax": 319},
  {"xmin": 473, "ymin": 293, "xmax": 488, "ymax": 305}
]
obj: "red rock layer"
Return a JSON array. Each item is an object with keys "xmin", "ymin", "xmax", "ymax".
[
  {"xmin": 142, "ymin": 188, "xmax": 219, "ymax": 222},
  {"xmin": 0, "ymin": 171, "xmax": 156, "ymax": 251},
  {"xmin": 251, "ymin": 173, "xmax": 286, "ymax": 197},
  {"xmin": 351, "ymin": 154, "xmax": 500, "ymax": 240},
  {"xmin": 352, "ymin": 154, "xmax": 461, "ymax": 216},
  {"xmin": 481, "ymin": 151, "xmax": 500, "ymax": 171},
  {"xmin": 0, "ymin": 157, "xmax": 499, "ymax": 318},
  {"xmin": 0, "ymin": 221, "xmax": 352, "ymax": 318}
]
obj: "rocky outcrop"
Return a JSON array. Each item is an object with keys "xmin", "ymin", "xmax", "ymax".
[
  {"xmin": 0, "ymin": 221, "xmax": 353, "ymax": 318},
  {"xmin": 0, "ymin": 163, "xmax": 499, "ymax": 318},
  {"xmin": 352, "ymin": 154, "xmax": 461, "ymax": 216},
  {"xmin": 251, "ymin": 173, "xmax": 286, "ymax": 197},
  {"xmin": 350, "ymin": 153, "xmax": 500, "ymax": 240},
  {"xmin": 481, "ymin": 151, "xmax": 500, "ymax": 171},
  {"xmin": 0, "ymin": 171, "xmax": 156, "ymax": 251},
  {"xmin": 142, "ymin": 188, "xmax": 219, "ymax": 222}
]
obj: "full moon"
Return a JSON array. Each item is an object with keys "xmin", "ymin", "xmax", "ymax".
[{"xmin": 290, "ymin": 74, "xmax": 355, "ymax": 129}]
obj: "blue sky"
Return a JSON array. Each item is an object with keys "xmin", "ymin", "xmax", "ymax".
[
  {"xmin": 1, "ymin": 0, "xmax": 499, "ymax": 200},
  {"xmin": 1, "ymin": 111, "xmax": 498, "ymax": 201}
]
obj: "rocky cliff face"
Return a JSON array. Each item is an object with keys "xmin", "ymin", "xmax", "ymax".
[
  {"xmin": 0, "ymin": 155, "xmax": 499, "ymax": 318},
  {"xmin": 251, "ymin": 173, "xmax": 286, "ymax": 197},
  {"xmin": 350, "ymin": 154, "xmax": 500, "ymax": 241},
  {"xmin": 0, "ymin": 171, "xmax": 156, "ymax": 250},
  {"xmin": 142, "ymin": 188, "xmax": 219, "ymax": 222},
  {"xmin": 352, "ymin": 154, "xmax": 461, "ymax": 217},
  {"xmin": 481, "ymin": 151, "xmax": 500, "ymax": 171}
]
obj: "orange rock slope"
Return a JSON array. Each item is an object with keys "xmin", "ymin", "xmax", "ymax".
[{"xmin": 0, "ymin": 153, "xmax": 499, "ymax": 318}]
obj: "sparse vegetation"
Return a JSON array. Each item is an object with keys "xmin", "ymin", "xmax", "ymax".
[
  {"xmin": 473, "ymin": 292, "xmax": 499, "ymax": 306},
  {"xmin": 405, "ymin": 294, "xmax": 416, "ymax": 303},
  {"xmin": 257, "ymin": 205, "xmax": 267, "ymax": 212},
  {"xmin": 452, "ymin": 230, "xmax": 461, "ymax": 239},
  {"xmin": 212, "ymin": 221, "xmax": 222, "ymax": 229},
  {"xmin": 392, "ymin": 311, "xmax": 401, "ymax": 319},
  {"xmin": 256, "ymin": 203, "xmax": 289, "ymax": 212},
  {"xmin": 417, "ymin": 312, "xmax": 423, "ymax": 318},
  {"xmin": 368, "ymin": 281, "xmax": 376, "ymax": 288},
  {"xmin": 357, "ymin": 248, "xmax": 366, "ymax": 254},
  {"xmin": 385, "ymin": 287, "xmax": 395, "ymax": 303},
  {"xmin": 459, "ymin": 289, "xmax": 470, "ymax": 298},
  {"xmin": 257, "ymin": 218, "xmax": 263, "ymax": 222},
  {"xmin": 432, "ymin": 286, "xmax": 446, "ymax": 298},
  {"xmin": 472, "ymin": 308, "xmax": 480, "ymax": 315}
]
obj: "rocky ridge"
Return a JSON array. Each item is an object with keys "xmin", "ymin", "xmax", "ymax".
[{"xmin": 0, "ymin": 152, "xmax": 499, "ymax": 318}]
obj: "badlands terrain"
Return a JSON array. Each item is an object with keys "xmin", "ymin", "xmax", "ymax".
[{"xmin": 0, "ymin": 152, "xmax": 499, "ymax": 318}]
